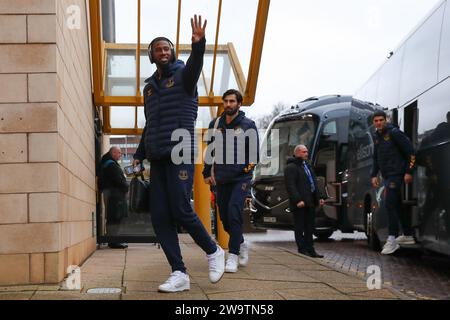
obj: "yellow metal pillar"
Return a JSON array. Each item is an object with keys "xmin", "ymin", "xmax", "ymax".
[
  {"xmin": 214, "ymin": 106, "xmax": 229, "ymax": 249},
  {"xmin": 194, "ymin": 130, "xmax": 212, "ymax": 235},
  {"xmin": 216, "ymin": 206, "xmax": 229, "ymax": 250},
  {"xmin": 193, "ymin": 112, "xmax": 229, "ymax": 249}
]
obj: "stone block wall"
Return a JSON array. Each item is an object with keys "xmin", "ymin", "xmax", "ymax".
[{"xmin": 0, "ymin": 0, "xmax": 97, "ymax": 285}]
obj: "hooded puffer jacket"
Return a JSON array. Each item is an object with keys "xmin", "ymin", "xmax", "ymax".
[{"xmin": 134, "ymin": 39, "xmax": 205, "ymax": 163}]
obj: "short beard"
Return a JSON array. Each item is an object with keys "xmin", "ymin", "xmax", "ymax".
[{"xmin": 225, "ymin": 108, "xmax": 239, "ymax": 116}]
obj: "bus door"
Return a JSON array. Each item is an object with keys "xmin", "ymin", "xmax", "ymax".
[
  {"xmin": 402, "ymin": 102, "xmax": 420, "ymax": 230},
  {"xmin": 314, "ymin": 120, "xmax": 340, "ymax": 221}
]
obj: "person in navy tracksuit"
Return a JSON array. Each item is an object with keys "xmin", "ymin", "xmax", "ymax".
[
  {"xmin": 371, "ymin": 110, "xmax": 416, "ymax": 255},
  {"xmin": 133, "ymin": 15, "xmax": 225, "ymax": 293},
  {"xmin": 203, "ymin": 89, "xmax": 260, "ymax": 273}
]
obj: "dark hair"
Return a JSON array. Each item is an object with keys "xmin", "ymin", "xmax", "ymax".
[
  {"xmin": 372, "ymin": 110, "xmax": 387, "ymax": 120},
  {"xmin": 222, "ymin": 89, "xmax": 243, "ymax": 104},
  {"xmin": 447, "ymin": 111, "xmax": 450, "ymax": 122},
  {"xmin": 147, "ymin": 37, "xmax": 175, "ymax": 64}
]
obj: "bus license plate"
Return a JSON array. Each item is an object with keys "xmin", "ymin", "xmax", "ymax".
[{"xmin": 263, "ymin": 217, "xmax": 277, "ymax": 223}]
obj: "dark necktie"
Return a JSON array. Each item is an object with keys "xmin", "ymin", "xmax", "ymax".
[{"xmin": 303, "ymin": 162, "xmax": 316, "ymax": 192}]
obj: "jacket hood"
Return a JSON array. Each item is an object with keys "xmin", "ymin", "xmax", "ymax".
[{"xmin": 145, "ymin": 60, "xmax": 185, "ymax": 83}]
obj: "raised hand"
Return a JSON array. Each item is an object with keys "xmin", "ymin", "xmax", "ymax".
[{"xmin": 191, "ymin": 14, "xmax": 207, "ymax": 43}]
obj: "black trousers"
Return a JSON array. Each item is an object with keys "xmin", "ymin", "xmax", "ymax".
[
  {"xmin": 103, "ymin": 188, "xmax": 127, "ymax": 236},
  {"xmin": 383, "ymin": 175, "xmax": 413, "ymax": 237},
  {"xmin": 292, "ymin": 206, "xmax": 315, "ymax": 251}
]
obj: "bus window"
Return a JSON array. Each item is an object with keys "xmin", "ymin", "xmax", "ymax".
[
  {"xmin": 377, "ymin": 46, "xmax": 404, "ymax": 109},
  {"xmin": 439, "ymin": 0, "xmax": 450, "ymax": 81},
  {"xmin": 403, "ymin": 102, "xmax": 419, "ymax": 204},
  {"xmin": 399, "ymin": 4, "xmax": 444, "ymax": 105},
  {"xmin": 323, "ymin": 121, "xmax": 337, "ymax": 135},
  {"xmin": 387, "ymin": 108, "xmax": 399, "ymax": 127},
  {"xmin": 404, "ymin": 101, "xmax": 418, "ymax": 148},
  {"xmin": 315, "ymin": 136, "xmax": 338, "ymax": 208},
  {"xmin": 256, "ymin": 124, "xmax": 289, "ymax": 177},
  {"xmin": 315, "ymin": 142, "xmax": 337, "ymax": 182},
  {"xmin": 315, "ymin": 121, "xmax": 338, "ymax": 198},
  {"xmin": 255, "ymin": 118, "xmax": 318, "ymax": 178}
]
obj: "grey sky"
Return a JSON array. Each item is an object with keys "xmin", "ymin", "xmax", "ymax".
[
  {"xmin": 112, "ymin": 0, "xmax": 442, "ymax": 121},
  {"xmin": 247, "ymin": 0, "xmax": 442, "ymax": 119}
]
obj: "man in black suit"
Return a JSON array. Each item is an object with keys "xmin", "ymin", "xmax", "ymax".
[
  {"xmin": 284, "ymin": 145, "xmax": 325, "ymax": 258},
  {"xmin": 99, "ymin": 147, "xmax": 129, "ymax": 249}
]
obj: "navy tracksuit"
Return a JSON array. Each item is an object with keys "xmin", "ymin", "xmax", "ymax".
[
  {"xmin": 371, "ymin": 124, "xmax": 416, "ymax": 237},
  {"xmin": 149, "ymin": 161, "xmax": 216, "ymax": 272},
  {"xmin": 134, "ymin": 38, "xmax": 217, "ymax": 273},
  {"xmin": 203, "ymin": 112, "xmax": 259, "ymax": 255},
  {"xmin": 215, "ymin": 179, "xmax": 252, "ymax": 255}
]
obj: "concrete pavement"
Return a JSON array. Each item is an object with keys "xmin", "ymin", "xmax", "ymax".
[{"xmin": 0, "ymin": 234, "xmax": 410, "ymax": 300}]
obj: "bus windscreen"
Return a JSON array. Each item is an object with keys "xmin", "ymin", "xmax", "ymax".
[{"xmin": 255, "ymin": 117, "xmax": 318, "ymax": 178}]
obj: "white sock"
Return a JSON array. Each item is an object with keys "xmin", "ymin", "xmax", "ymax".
[{"xmin": 388, "ymin": 235, "xmax": 396, "ymax": 242}]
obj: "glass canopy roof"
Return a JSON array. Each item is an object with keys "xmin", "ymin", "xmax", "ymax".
[{"xmin": 89, "ymin": 0, "xmax": 270, "ymax": 134}]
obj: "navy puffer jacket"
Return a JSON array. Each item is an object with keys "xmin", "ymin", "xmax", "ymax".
[
  {"xmin": 371, "ymin": 124, "xmax": 416, "ymax": 178},
  {"xmin": 134, "ymin": 39, "xmax": 205, "ymax": 162}
]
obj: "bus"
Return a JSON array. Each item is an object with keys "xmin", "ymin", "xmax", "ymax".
[
  {"xmin": 251, "ymin": 95, "xmax": 378, "ymax": 240},
  {"xmin": 349, "ymin": 0, "xmax": 450, "ymax": 254}
]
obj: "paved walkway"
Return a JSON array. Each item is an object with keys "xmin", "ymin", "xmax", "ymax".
[
  {"xmin": 247, "ymin": 230, "xmax": 446, "ymax": 300},
  {"xmin": 0, "ymin": 234, "xmax": 410, "ymax": 300}
]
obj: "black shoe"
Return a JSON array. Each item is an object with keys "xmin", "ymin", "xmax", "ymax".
[
  {"xmin": 108, "ymin": 243, "xmax": 128, "ymax": 249},
  {"xmin": 298, "ymin": 248, "xmax": 309, "ymax": 255},
  {"xmin": 307, "ymin": 249, "xmax": 324, "ymax": 258}
]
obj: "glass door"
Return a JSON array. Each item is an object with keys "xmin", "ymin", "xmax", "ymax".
[{"xmin": 96, "ymin": 134, "xmax": 157, "ymax": 244}]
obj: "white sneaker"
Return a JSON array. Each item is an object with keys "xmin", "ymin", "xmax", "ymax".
[
  {"xmin": 381, "ymin": 239, "xmax": 400, "ymax": 255},
  {"xmin": 225, "ymin": 254, "xmax": 239, "ymax": 273},
  {"xmin": 239, "ymin": 242, "xmax": 249, "ymax": 267},
  {"xmin": 207, "ymin": 246, "xmax": 225, "ymax": 283},
  {"xmin": 395, "ymin": 235, "xmax": 416, "ymax": 245},
  {"xmin": 158, "ymin": 271, "xmax": 190, "ymax": 293}
]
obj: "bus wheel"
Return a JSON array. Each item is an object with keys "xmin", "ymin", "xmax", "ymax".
[
  {"xmin": 314, "ymin": 230, "xmax": 334, "ymax": 241},
  {"xmin": 366, "ymin": 211, "xmax": 381, "ymax": 251}
]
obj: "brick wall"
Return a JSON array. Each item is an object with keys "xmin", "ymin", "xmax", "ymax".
[{"xmin": 0, "ymin": 0, "xmax": 97, "ymax": 285}]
